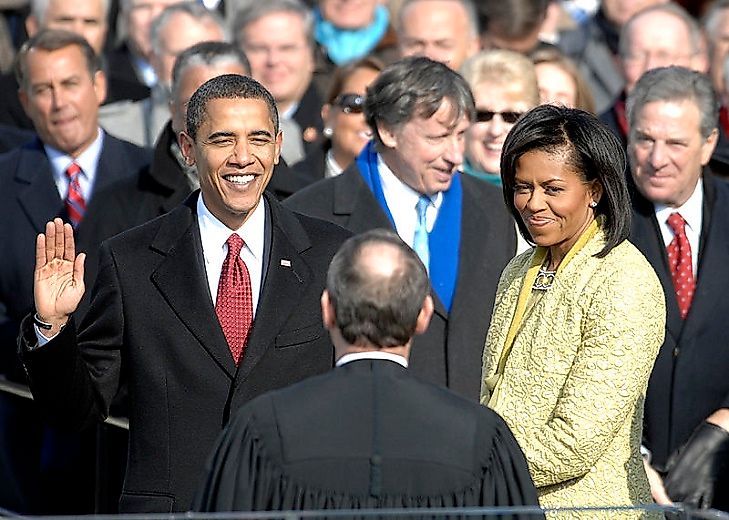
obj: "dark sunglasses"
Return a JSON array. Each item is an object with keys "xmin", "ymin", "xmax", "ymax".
[
  {"xmin": 476, "ymin": 110, "xmax": 523, "ymax": 124},
  {"xmin": 333, "ymin": 93, "xmax": 365, "ymax": 114}
]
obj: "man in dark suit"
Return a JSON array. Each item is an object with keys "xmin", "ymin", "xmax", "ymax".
[
  {"xmin": 286, "ymin": 56, "xmax": 517, "ymax": 401},
  {"xmin": 0, "ymin": 29, "xmax": 151, "ymax": 514},
  {"xmin": 18, "ymin": 73, "xmax": 351, "ymax": 513},
  {"xmin": 626, "ymin": 66, "xmax": 729, "ymax": 510},
  {"xmin": 194, "ymin": 229, "xmax": 540, "ymax": 516}
]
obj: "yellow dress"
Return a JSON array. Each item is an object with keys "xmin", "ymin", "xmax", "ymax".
[{"xmin": 481, "ymin": 222, "xmax": 665, "ymax": 517}]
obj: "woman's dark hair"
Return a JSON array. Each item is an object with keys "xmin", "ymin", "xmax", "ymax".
[
  {"xmin": 500, "ymin": 104, "xmax": 630, "ymax": 258},
  {"xmin": 325, "ymin": 56, "xmax": 384, "ymax": 105}
]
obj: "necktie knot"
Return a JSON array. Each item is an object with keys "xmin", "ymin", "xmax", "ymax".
[
  {"xmin": 667, "ymin": 212, "xmax": 686, "ymax": 235},
  {"xmin": 65, "ymin": 162, "xmax": 81, "ymax": 178},
  {"xmin": 226, "ymin": 233, "xmax": 244, "ymax": 257},
  {"xmin": 416, "ymin": 196, "xmax": 429, "ymax": 223}
]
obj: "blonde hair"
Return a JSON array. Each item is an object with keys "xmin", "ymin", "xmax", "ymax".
[
  {"xmin": 531, "ymin": 47, "xmax": 595, "ymax": 113},
  {"xmin": 460, "ymin": 49, "xmax": 539, "ymax": 106}
]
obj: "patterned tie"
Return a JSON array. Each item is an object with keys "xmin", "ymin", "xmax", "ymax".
[
  {"xmin": 215, "ymin": 234, "xmax": 253, "ymax": 365},
  {"xmin": 64, "ymin": 162, "xmax": 86, "ymax": 228},
  {"xmin": 666, "ymin": 212, "xmax": 695, "ymax": 319},
  {"xmin": 413, "ymin": 195, "xmax": 430, "ymax": 270}
]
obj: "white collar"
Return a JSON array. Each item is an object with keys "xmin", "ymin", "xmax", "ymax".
[
  {"xmin": 336, "ymin": 351, "xmax": 408, "ymax": 368},
  {"xmin": 45, "ymin": 127, "xmax": 104, "ymax": 182},
  {"xmin": 654, "ymin": 178, "xmax": 703, "ymax": 235},
  {"xmin": 197, "ymin": 192, "xmax": 266, "ymax": 262}
]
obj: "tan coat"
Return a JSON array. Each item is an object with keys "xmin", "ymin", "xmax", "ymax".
[{"xmin": 482, "ymin": 226, "xmax": 665, "ymax": 513}]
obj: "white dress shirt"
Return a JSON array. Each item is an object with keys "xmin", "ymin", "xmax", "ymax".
[
  {"xmin": 197, "ymin": 194, "xmax": 265, "ymax": 315},
  {"xmin": 377, "ymin": 154, "xmax": 442, "ymax": 248},
  {"xmin": 654, "ymin": 179, "xmax": 702, "ymax": 278},
  {"xmin": 45, "ymin": 128, "xmax": 104, "ymax": 203},
  {"xmin": 336, "ymin": 351, "xmax": 408, "ymax": 368}
]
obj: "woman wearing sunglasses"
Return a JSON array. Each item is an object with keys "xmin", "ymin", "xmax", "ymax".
[
  {"xmin": 460, "ymin": 50, "xmax": 540, "ymax": 187},
  {"xmin": 294, "ymin": 57, "xmax": 383, "ymax": 184}
]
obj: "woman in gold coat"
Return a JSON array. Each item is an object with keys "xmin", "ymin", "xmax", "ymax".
[{"xmin": 481, "ymin": 105, "xmax": 666, "ymax": 515}]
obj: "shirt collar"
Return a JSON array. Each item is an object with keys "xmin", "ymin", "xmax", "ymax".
[
  {"xmin": 376, "ymin": 153, "xmax": 443, "ymax": 209},
  {"xmin": 45, "ymin": 127, "xmax": 104, "ymax": 183},
  {"xmin": 336, "ymin": 351, "xmax": 408, "ymax": 368},
  {"xmin": 197, "ymin": 192, "xmax": 266, "ymax": 262},
  {"xmin": 654, "ymin": 177, "xmax": 703, "ymax": 234}
]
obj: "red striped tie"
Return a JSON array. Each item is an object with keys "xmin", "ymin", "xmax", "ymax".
[
  {"xmin": 215, "ymin": 234, "xmax": 253, "ymax": 365},
  {"xmin": 64, "ymin": 162, "xmax": 86, "ymax": 228}
]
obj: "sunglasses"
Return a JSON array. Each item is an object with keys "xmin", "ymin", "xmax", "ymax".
[
  {"xmin": 333, "ymin": 93, "xmax": 365, "ymax": 114},
  {"xmin": 476, "ymin": 110, "xmax": 523, "ymax": 124}
]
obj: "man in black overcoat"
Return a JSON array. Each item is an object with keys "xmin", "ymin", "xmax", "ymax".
[{"xmin": 17, "ymin": 73, "xmax": 350, "ymax": 513}]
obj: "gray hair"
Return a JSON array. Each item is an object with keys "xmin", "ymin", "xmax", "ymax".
[
  {"xmin": 171, "ymin": 41, "xmax": 250, "ymax": 103},
  {"xmin": 364, "ymin": 56, "xmax": 475, "ymax": 147},
  {"xmin": 626, "ymin": 66, "xmax": 718, "ymax": 140},
  {"xmin": 619, "ymin": 3, "xmax": 703, "ymax": 59},
  {"xmin": 186, "ymin": 73, "xmax": 279, "ymax": 141},
  {"xmin": 702, "ymin": 0, "xmax": 729, "ymax": 41},
  {"xmin": 326, "ymin": 229, "xmax": 430, "ymax": 349},
  {"xmin": 396, "ymin": 0, "xmax": 479, "ymax": 38},
  {"xmin": 233, "ymin": 0, "xmax": 314, "ymax": 49},
  {"xmin": 31, "ymin": 0, "xmax": 110, "ymax": 23},
  {"xmin": 150, "ymin": 2, "xmax": 228, "ymax": 57}
]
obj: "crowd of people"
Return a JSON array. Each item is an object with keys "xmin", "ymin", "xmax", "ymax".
[{"xmin": 1, "ymin": 0, "xmax": 729, "ymax": 517}]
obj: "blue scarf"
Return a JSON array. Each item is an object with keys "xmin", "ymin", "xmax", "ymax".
[
  {"xmin": 462, "ymin": 157, "xmax": 502, "ymax": 186},
  {"xmin": 355, "ymin": 142, "xmax": 461, "ymax": 311},
  {"xmin": 314, "ymin": 6, "xmax": 389, "ymax": 66}
]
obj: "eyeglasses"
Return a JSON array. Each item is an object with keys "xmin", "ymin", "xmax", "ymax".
[
  {"xmin": 333, "ymin": 93, "xmax": 365, "ymax": 114},
  {"xmin": 475, "ymin": 110, "xmax": 523, "ymax": 124}
]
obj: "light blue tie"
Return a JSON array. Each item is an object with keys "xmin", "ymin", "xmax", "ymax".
[{"xmin": 413, "ymin": 195, "xmax": 430, "ymax": 270}]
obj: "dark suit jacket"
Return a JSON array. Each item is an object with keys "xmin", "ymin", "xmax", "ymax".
[
  {"xmin": 292, "ymin": 81, "xmax": 324, "ymax": 156},
  {"xmin": 630, "ymin": 172, "xmax": 729, "ymax": 472},
  {"xmin": 18, "ymin": 193, "xmax": 351, "ymax": 513},
  {"xmin": 195, "ymin": 358, "xmax": 541, "ymax": 516},
  {"xmin": 284, "ymin": 164, "xmax": 517, "ymax": 400},
  {"xmin": 0, "ymin": 134, "xmax": 151, "ymax": 380}
]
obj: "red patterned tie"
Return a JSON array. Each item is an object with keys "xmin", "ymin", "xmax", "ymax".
[
  {"xmin": 64, "ymin": 162, "xmax": 86, "ymax": 228},
  {"xmin": 215, "ymin": 234, "xmax": 253, "ymax": 365},
  {"xmin": 666, "ymin": 212, "xmax": 695, "ymax": 319}
]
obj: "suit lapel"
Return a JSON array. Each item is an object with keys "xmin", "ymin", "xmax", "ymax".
[
  {"xmin": 236, "ymin": 197, "xmax": 314, "ymax": 381},
  {"xmin": 333, "ymin": 166, "xmax": 392, "ymax": 232},
  {"xmin": 150, "ymin": 198, "xmax": 237, "ymax": 378},
  {"xmin": 15, "ymin": 142, "xmax": 63, "ymax": 232},
  {"xmin": 631, "ymin": 194, "xmax": 683, "ymax": 340},
  {"xmin": 683, "ymin": 175, "xmax": 728, "ymax": 334}
]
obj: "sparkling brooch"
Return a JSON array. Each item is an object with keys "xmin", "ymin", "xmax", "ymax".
[{"xmin": 532, "ymin": 266, "xmax": 556, "ymax": 291}]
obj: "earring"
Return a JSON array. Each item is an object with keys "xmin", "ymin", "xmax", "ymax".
[
  {"xmin": 323, "ymin": 127, "xmax": 333, "ymax": 138},
  {"xmin": 589, "ymin": 201, "xmax": 597, "ymax": 208}
]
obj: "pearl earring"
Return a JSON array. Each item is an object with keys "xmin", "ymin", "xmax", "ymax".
[
  {"xmin": 323, "ymin": 127, "xmax": 333, "ymax": 138},
  {"xmin": 589, "ymin": 201, "xmax": 597, "ymax": 208}
]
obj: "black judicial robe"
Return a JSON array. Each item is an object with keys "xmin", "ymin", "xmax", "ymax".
[{"xmin": 193, "ymin": 359, "xmax": 541, "ymax": 517}]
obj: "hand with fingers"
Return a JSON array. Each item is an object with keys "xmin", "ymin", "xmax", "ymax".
[{"xmin": 33, "ymin": 218, "xmax": 86, "ymax": 337}]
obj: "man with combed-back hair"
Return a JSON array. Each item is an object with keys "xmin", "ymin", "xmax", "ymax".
[
  {"xmin": 17, "ymin": 73, "xmax": 351, "ymax": 513},
  {"xmin": 286, "ymin": 56, "xmax": 516, "ymax": 401},
  {"xmin": 194, "ymin": 229, "xmax": 540, "ymax": 514},
  {"xmin": 627, "ymin": 65, "xmax": 729, "ymax": 510}
]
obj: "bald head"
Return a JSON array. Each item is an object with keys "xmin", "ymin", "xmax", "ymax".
[{"xmin": 324, "ymin": 229, "xmax": 432, "ymax": 350}]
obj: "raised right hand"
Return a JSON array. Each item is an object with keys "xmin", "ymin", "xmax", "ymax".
[{"xmin": 34, "ymin": 218, "xmax": 86, "ymax": 335}]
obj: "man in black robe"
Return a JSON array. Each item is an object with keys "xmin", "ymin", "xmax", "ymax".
[{"xmin": 193, "ymin": 229, "xmax": 541, "ymax": 516}]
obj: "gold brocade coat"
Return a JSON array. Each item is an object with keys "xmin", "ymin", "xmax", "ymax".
[{"xmin": 481, "ymin": 227, "xmax": 665, "ymax": 512}]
